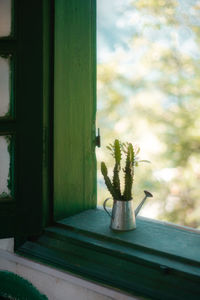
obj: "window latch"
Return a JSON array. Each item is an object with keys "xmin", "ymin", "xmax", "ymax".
[{"xmin": 96, "ymin": 128, "xmax": 101, "ymax": 148}]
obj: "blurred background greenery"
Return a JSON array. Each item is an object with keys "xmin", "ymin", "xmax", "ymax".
[{"xmin": 96, "ymin": 0, "xmax": 200, "ymax": 229}]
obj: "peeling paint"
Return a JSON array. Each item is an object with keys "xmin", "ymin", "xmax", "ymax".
[
  {"xmin": 0, "ymin": 55, "xmax": 11, "ymax": 118},
  {"xmin": 0, "ymin": 0, "xmax": 12, "ymax": 37},
  {"xmin": 0, "ymin": 135, "xmax": 12, "ymax": 200}
]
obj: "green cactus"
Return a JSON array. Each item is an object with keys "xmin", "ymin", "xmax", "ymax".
[
  {"xmin": 112, "ymin": 139, "xmax": 122, "ymax": 199},
  {"xmin": 101, "ymin": 162, "xmax": 117, "ymax": 199},
  {"xmin": 123, "ymin": 143, "xmax": 134, "ymax": 201},
  {"xmin": 101, "ymin": 139, "xmax": 149, "ymax": 201}
]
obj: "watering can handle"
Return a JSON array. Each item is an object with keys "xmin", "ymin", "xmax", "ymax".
[{"xmin": 103, "ymin": 198, "xmax": 113, "ymax": 218}]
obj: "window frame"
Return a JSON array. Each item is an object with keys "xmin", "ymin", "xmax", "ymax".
[{"xmin": 0, "ymin": 0, "xmax": 51, "ymax": 238}]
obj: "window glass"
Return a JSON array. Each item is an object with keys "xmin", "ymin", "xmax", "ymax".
[
  {"xmin": 0, "ymin": 135, "xmax": 12, "ymax": 200},
  {"xmin": 97, "ymin": 0, "xmax": 200, "ymax": 229},
  {"xmin": 0, "ymin": 55, "xmax": 11, "ymax": 117},
  {"xmin": 0, "ymin": 0, "xmax": 12, "ymax": 37}
]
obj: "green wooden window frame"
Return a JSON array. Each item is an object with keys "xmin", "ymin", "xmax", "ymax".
[
  {"xmin": 0, "ymin": 1, "xmax": 199, "ymax": 299},
  {"xmin": 0, "ymin": 0, "xmax": 49, "ymax": 237},
  {"xmin": 0, "ymin": 0, "xmax": 96, "ymax": 234}
]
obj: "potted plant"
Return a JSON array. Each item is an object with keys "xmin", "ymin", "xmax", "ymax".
[{"xmin": 101, "ymin": 139, "xmax": 152, "ymax": 231}]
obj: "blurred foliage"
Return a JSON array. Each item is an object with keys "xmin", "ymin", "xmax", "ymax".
[{"xmin": 97, "ymin": 0, "xmax": 200, "ymax": 228}]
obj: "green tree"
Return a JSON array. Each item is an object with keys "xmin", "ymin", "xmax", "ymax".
[{"xmin": 97, "ymin": 0, "xmax": 200, "ymax": 228}]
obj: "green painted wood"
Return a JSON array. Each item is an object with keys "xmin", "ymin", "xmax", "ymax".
[
  {"xmin": 42, "ymin": 0, "xmax": 52, "ymax": 227},
  {"xmin": 0, "ymin": 0, "xmax": 17, "ymax": 238},
  {"xmin": 54, "ymin": 0, "xmax": 97, "ymax": 220},
  {"xmin": 0, "ymin": 41, "xmax": 17, "ymax": 50},
  {"xmin": 0, "ymin": 0, "xmax": 51, "ymax": 238},
  {"xmin": 0, "ymin": 123, "xmax": 16, "ymax": 131},
  {"xmin": 16, "ymin": 212, "xmax": 200, "ymax": 300},
  {"xmin": 58, "ymin": 209, "xmax": 200, "ymax": 264},
  {"xmin": 15, "ymin": 0, "xmax": 43, "ymax": 237}
]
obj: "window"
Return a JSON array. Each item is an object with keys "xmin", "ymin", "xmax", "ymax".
[
  {"xmin": 0, "ymin": 1, "xmax": 200, "ymax": 299},
  {"xmin": 0, "ymin": 0, "xmax": 46, "ymax": 237},
  {"xmin": 0, "ymin": 0, "xmax": 96, "ymax": 233}
]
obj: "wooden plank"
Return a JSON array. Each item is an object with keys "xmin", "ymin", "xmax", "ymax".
[
  {"xmin": 42, "ymin": 0, "xmax": 52, "ymax": 227},
  {"xmin": 58, "ymin": 209, "xmax": 200, "ymax": 264},
  {"xmin": 15, "ymin": 0, "xmax": 44, "ymax": 236},
  {"xmin": 0, "ymin": 41, "xmax": 17, "ymax": 52},
  {"xmin": 54, "ymin": 0, "xmax": 96, "ymax": 220}
]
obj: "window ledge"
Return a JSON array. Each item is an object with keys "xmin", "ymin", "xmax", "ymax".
[{"xmin": 16, "ymin": 208, "xmax": 200, "ymax": 300}]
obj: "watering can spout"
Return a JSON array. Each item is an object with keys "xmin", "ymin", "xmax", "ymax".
[{"xmin": 135, "ymin": 190, "xmax": 153, "ymax": 217}]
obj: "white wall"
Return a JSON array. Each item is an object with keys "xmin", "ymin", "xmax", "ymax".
[{"xmin": 0, "ymin": 238, "xmax": 140, "ymax": 300}]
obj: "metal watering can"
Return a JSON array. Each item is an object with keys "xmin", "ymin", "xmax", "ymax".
[{"xmin": 103, "ymin": 190, "xmax": 153, "ymax": 231}]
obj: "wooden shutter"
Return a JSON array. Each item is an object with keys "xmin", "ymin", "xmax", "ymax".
[{"xmin": 54, "ymin": 0, "xmax": 97, "ymax": 220}]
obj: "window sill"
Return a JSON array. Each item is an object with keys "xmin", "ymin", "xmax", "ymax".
[{"xmin": 16, "ymin": 208, "xmax": 200, "ymax": 300}]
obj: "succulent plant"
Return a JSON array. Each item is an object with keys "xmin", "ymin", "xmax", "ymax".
[{"xmin": 101, "ymin": 139, "xmax": 149, "ymax": 201}]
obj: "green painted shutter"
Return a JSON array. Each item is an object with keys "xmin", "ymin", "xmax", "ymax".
[
  {"xmin": 54, "ymin": 0, "xmax": 97, "ymax": 220},
  {"xmin": 0, "ymin": 0, "xmax": 51, "ymax": 238}
]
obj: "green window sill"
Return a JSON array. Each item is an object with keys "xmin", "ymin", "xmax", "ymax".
[{"xmin": 16, "ymin": 209, "xmax": 200, "ymax": 300}]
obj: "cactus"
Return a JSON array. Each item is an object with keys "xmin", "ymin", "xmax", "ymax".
[
  {"xmin": 112, "ymin": 139, "xmax": 122, "ymax": 199},
  {"xmin": 101, "ymin": 139, "xmax": 149, "ymax": 201},
  {"xmin": 123, "ymin": 143, "xmax": 134, "ymax": 201},
  {"xmin": 101, "ymin": 162, "xmax": 117, "ymax": 199}
]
